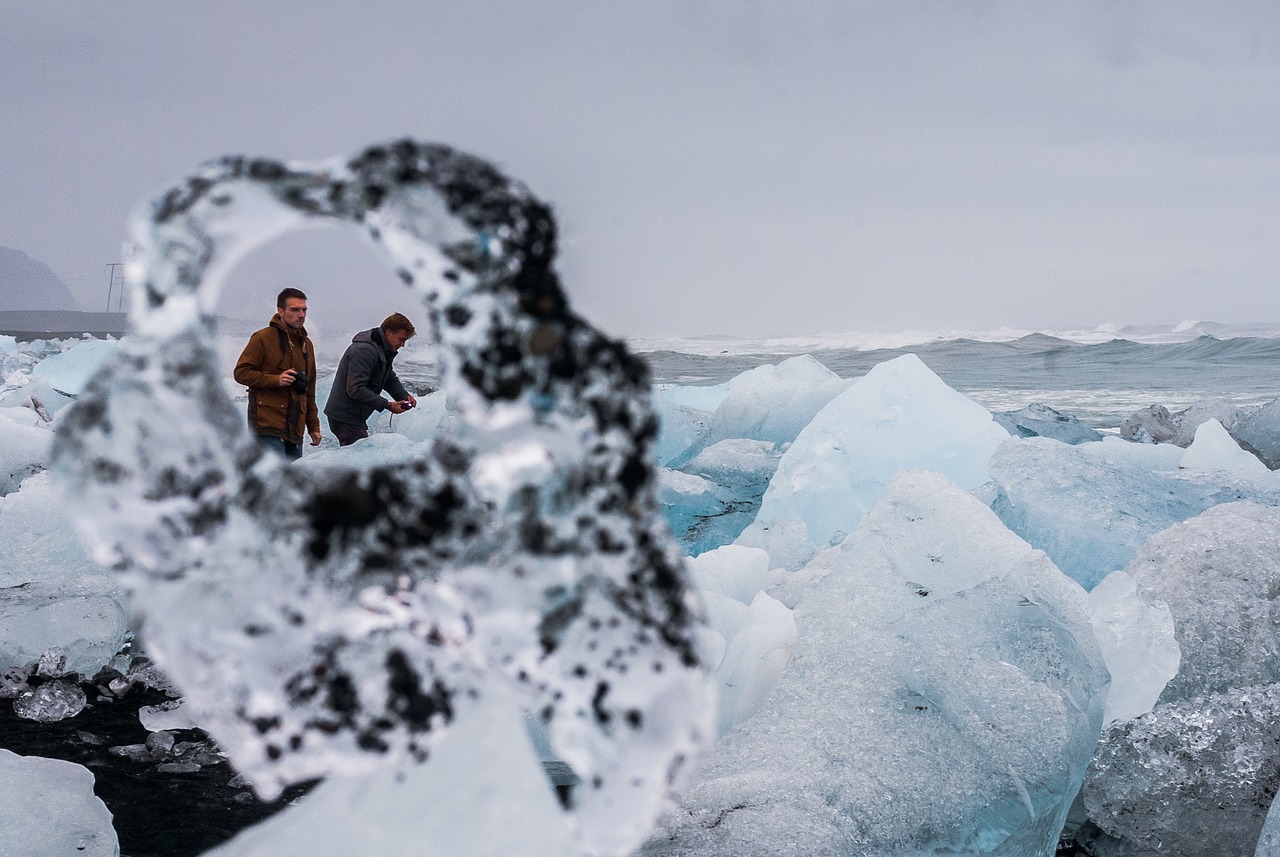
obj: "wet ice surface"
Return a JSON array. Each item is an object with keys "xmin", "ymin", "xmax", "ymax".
[
  {"xmin": 647, "ymin": 472, "xmax": 1108, "ymax": 857},
  {"xmin": 0, "ymin": 748, "xmax": 118, "ymax": 857},
  {"xmin": 47, "ymin": 140, "xmax": 714, "ymax": 857}
]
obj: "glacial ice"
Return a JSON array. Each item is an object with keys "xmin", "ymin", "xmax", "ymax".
[
  {"xmin": 0, "ymin": 473, "xmax": 129, "ymax": 679},
  {"xmin": 1258, "ymin": 791, "xmax": 1280, "ymax": 857},
  {"xmin": 202, "ymin": 679, "xmax": 578, "ymax": 857},
  {"xmin": 1236, "ymin": 397, "xmax": 1280, "ymax": 469},
  {"xmin": 1126, "ymin": 501, "xmax": 1280, "ymax": 703},
  {"xmin": 0, "ymin": 749, "xmax": 118, "ymax": 857},
  {"xmin": 12, "ymin": 677, "xmax": 88, "ymax": 722},
  {"xmin": 647, "ymin": 471, "xmax": 1108, "ymax": 857},
  {"xmin": 1179, "ymin": 417, "xmax": 1268, "ymax": 475},
  {"xmin": 30, "ymin": 338, "xmax": 120, "ymax": 398},
  {"xmin": 994, "ymin": 402, "xmax": 1104, "ymax": 444},
  {"xmin": 1082, "ymin": 682, "xmax": 1280, "ymax": 857},
  {"xmin": 692, "ymin": 355, "xmax": 851, "ymax": 456},
  {"xmin": 1121, "ymin": 399, "xmax": 1249, "ymax": 447},
  {"xmin": 0, "ymin": 409, "xmax": 51, "ymax": 495},
  {"xmin": 1075, "ymin": 501, "xmax": 1280, "ymax": 855},
  {"xmin": 1086, "ymin": 571, "xmax": 1179, "ymax": 724},
  {"xmin": 48, "ymin": 140, "xmax": 714, "ymax": 857},
  {"xmin": 988, "ymin": 435, "xmax": 1280, "ymax": 590},
  {"xmin": 736, "ymin": 353, "xmax": 1009, "ymax": 570}
]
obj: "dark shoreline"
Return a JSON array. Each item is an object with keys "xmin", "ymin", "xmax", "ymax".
[{"xmin": 1, "ymin": 679, "xmax": 312, "ymax": 857}]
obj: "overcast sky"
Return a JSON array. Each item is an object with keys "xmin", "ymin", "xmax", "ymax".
[{"xmin": 2, "ymin": 1, "xmax": 1278, "ymax": 339}]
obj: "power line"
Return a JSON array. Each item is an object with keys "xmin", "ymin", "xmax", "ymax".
[{"xmin": 104, "ymin": 262, "xmax": 125, "ymax": 313}]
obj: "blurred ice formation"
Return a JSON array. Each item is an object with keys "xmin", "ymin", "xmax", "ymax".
[{"xmin": 50, "ymin": 140, "xmax": 714, "ymax": 857}]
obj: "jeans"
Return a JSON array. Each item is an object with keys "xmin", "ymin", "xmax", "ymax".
[{"xmin": 258, "ymin": 435, "xmax": 303, "ymax": 461}]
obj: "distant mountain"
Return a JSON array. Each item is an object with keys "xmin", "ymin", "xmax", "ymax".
[{"xmin": 0, "ymin": 245, "xmax": 79, "ymax": 311}]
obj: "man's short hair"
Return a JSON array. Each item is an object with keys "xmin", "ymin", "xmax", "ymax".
[
  {"xmin": 277, "ymin": 287, "xmax": 308, "ymax": 309},
  {"xmin": 381, "ymin": 312, "xmax": 416, "ymax": 336}
]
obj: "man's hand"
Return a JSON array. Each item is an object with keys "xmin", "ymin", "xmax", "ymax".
[
  {"xmin": 387, "ymin": 399, "xmax": 410, "ymax": 414},
  {"xmin": 405, "ymin": 394, "xmax": 418, "ymax": 408},
  {"xmin": 309, "ymin": 429, "xmax": 322, "ymax": 447},
  {"xmin": 278, "ymin": 369, "xmax": 298, "ymax": 388}
]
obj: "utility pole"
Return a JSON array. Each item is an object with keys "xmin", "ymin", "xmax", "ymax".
[{"xmin": 104, "ymin": 263, "xmax": 125, "ymax": 313}]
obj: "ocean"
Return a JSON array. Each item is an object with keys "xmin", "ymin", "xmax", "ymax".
[{"xmin": 624, "ymin": 323, "xmax": 1280, "ymax": 430}]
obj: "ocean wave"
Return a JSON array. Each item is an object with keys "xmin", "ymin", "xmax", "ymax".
[{"xmin": 627, "ymin": 321, "xmax": 1280, "ymax": 356}]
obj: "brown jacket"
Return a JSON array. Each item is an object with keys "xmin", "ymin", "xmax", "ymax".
[{"xmin": 233, "ymin": 315, "xmax": 319, "ymax": 444}]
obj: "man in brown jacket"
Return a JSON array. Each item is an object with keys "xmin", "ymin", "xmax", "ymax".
[{"xmin": 233, "ymin": 288, "xmax": 321, "ymax": 460}]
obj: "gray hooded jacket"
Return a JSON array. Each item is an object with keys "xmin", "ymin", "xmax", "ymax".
[{"xmin": 323, "ymin": 327, "xmax": 410, "ymax": 426}]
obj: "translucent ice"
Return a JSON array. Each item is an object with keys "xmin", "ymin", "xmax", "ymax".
[
  {"xmin": 649, "ymin": 471, "xmax": 1107, "ymax": 857},
  {"xmin": 987, "ymin": 436, "xmax": 1280, "ymax": 590},
  {"xmin": 1082, "ymin": 682, "xmax": 1280, "ymax": 857},
  {"xmin": 1126, "ymin": 501, "xmax": 1280, "ymax": 703},
  {"xmin": 0, "ymin": 473, "xmax": 128, "ymax": 678},
  {"xmin": 31, "ymin": 339, "xmax": 120, "ymax": 398},
  {"xmin": 651, "ymin": 392, "xmax": 711, "ymax": 467},
  {"xmin": 1121, "ymin": 399, "xmax": 1249, "ymax": 447},
  {"xmin": 0, "ymin": 749, "xmax": 118, "ymax": 856},
  {"xmin": 993, "ymin": 402, "xmax": 1103, "ymax": 445},
  {"xmin": 1086, "ymin": 571, "xmax": 1179, "ymax": 724},
  {"xmin": 736, "ymin": 354, "xmax": 1009, "ymax": 569},
  {"xmin": 12, "ymin": 678, "xmax": 88, "ymax": 722},
  {"xmin": 1235, "ymin": 396, "xmax": 1280, "ymax": 470},
  {"xmin": 51, "ymin": 140, "xmax": 714, "ymax": 856},
  {"xmin": 696, "ymin": 355, "xmax": 851, "ymax": 453},
  {"xmin": 1179, "ymin": 418, "xmax": 1268, "ymax": 475},
  {"xmin": 1257, "ymin": 790, "xmax": 1280, "ymax": 857},
  {"xmin": 661, "ymin": 440, "xmax": 783, "ymax": 555},
  {"xmin": 203, "ymin": 679, "xmax": 577, "ymax": 857},
  {"xmin": 0, "ymin": 409, "xmax": 51, "ymax": 495}
]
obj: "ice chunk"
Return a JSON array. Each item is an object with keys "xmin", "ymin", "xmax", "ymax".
[
  {"xmin": 0, "ymin": 412, "xmax": 50, "ymax": 495},
  {"xmin": 140, "ymin": 698, "xmax": 201, "ymax": 733},
  {"xmin": 1179, "ymin": 418, "xmax": 1268, "ymax": 474},
  {"xmin": 665, "ymin": 440, "xmax": 783, "ymax": 554},
  {"xmin": 656, "ymin": 380, "xmax": 731, "ymax": 414},
  {"xmin": 1127, "ymin": 501, "xmax": 1280, "ymax": 703},
  {"xmin": 736, "ymin": 354, "xmax": 1009, "ymax": 569},
  {"xmin": 713, "ymin": 591, "xmax": 795, "ymax": 737},
  {"xmin": 1082, "ymin": 682, "xmax": 1280, "ymax": 857},
  {"xmin": 1087, "ymin": 571, "xmax": 1179, "ymax": 724},
  {"xmin": 652, "ymin": 392, "xmax": 711, "ymax": 467},
  {"xmin": 12, "ymin": 678, "xmax": 88, "ymax": 722},
  {"xmin": 0, "ymin": 750, "xmax": 118, "ymax": 856},
  {"xmin": 366, "ymin": 388, "xmax": 449, "ymax": 443},
  {"xmin": 1235, "ymin": 396, "xmax": 1280, "ymax": 470},
  {"xmin": 987, "ymin": 436, "xmax": 1280, "ymax": 590},
  {"xmin": 656, "ymin": 466, "xmax": 740, "ymax": 555},
  {"xmin": 686, "ymin": 545, "xmax": 771, "ymax": 605},
  {"xmin": 1121, "ymin": 399, "xmax": 1249, "ymax": 447},
  {"xmin": 1258, "ymin": 790, "xmax": 1280, "ymax": 857},
  {"xmin": 202, "ymin": 678, "xmax": 578, "ymax": 857},
  {"xmin": 30, "ymin": 339, "xmax": 119, "ymax": 397},
  {"xmin": 0, "ymin": 473, "xmax": 128, "ymax": 677},
  {"xmin": 51, "ymin": 140, "xmax": 713, "ymax": 856},
  {"xmin": 994, "ymin": 402, "xmax": 1103, "ymax": 444},
  {"xmin": 650, "ymin": 471, "xmax": 1108, "ymax": 857},
  {"xmin": 699, "ymin": 355, "xmax": 851, "ymax": 451}
]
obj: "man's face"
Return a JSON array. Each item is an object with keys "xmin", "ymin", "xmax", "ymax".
[
  {"xmin": 385, "ymin": 329, "xmax": 413, "ymax": 352},
  {"xmin": 279, "ymin": 298, "xmax": 308, "ymax": 332}
]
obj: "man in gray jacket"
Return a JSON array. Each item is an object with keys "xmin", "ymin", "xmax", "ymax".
[{"xmin": 324, "ymin": 312, "xmax": 418, "ymax": 446}]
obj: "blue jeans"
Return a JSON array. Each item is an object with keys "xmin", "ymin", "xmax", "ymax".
[{"xmin": 258, "ymin": 435, "xmax": 302, "ymax": 460}]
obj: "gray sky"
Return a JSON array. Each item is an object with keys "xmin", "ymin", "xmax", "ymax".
[{"xmin": 2, "ymin": 1, "xmax": 1278, "ymax": 338}]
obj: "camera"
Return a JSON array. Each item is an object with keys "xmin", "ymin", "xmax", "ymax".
[{"xmin": 291, "ymin": 370, "xmax": 308, "ymax": 393}]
